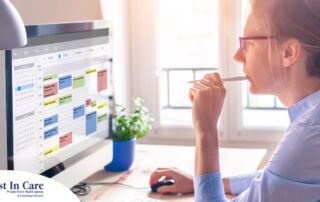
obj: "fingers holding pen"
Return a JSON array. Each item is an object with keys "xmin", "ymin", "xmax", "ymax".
[
  {"xmin": 204, "ymin": 73, "xmax": 226, "ymax": 98},
  {"xmin": 204, "ymin": 73, "xmax": 224, "ymax": 87},
  {"xmin": 189, "ymin": 81, "xmax": 210, "ymax": 102},
  {"xmin": 189, "ymin": 73, "xmax": 227, "ymax": 104},
  {"xmin": 194, "ymin": 73, "xmax": 225, "ymax": 89},
  {"xmin": 189, "ymin": 73, "xmax": 227, "ymax": 134},
  {"xmin": 189, "ymin": 80, "xmax": 206, "ymax": 102}
]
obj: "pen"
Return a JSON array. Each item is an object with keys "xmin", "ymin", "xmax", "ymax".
[{"xmin": 187, "ymin": 76, "xmax": 247, "ymax": 83}]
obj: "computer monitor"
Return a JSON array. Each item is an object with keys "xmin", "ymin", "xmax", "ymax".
[{"xmin": 2, "ymin": 22, "xmax": 112, "ymax": 182}]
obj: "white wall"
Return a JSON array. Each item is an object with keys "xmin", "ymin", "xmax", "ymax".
[
  {"xmin": 12, "ymin": 0, "xmax": 103, "ymax": 25},
  {"xmin": 100, "ymin": 0, "xmax": 131, "ymax": 107}
]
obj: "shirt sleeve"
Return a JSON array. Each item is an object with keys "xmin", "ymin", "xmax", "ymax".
[
  {"xmin": 229, "ymin": 170, "xmax": 263, "ymax": 195},
  {"xmin": 194, "ymin": 107, "xmax": 320, "ymax": 202},
  {"xmin": 231, "ymin": 168, "xmax": 320, "ymax": 202},
  {"xmin": 194, "ymin": 171, "xmax": 227, "ymax": 202}
]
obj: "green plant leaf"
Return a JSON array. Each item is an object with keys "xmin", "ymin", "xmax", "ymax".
[{"xmin": 112, "ymin": 97, "xmax": 154, "ymax": 141}]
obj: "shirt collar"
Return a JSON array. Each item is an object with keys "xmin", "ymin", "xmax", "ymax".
[{"xmin": 288, "ymin": 90, "xmax": 320, "ymax": 123}]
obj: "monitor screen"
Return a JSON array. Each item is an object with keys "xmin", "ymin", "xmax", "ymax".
[{"xmin": 6, "ymin": 22, "xmax": 112, "ymax": 176}]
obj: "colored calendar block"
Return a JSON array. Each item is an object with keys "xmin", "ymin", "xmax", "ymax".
[
  {"xmin": 73, "ymin": 105, "xmax": 85, "ymax": 119},
  {"xmin": 59, "ymin": 132, "xmax": 72, "ymax": 148},
  {"xmin": 44, "ymin": 145, "xmax": 59, "ymax": 157},
  {"xmin": 85, "ymin": 68, "xmax": 96, "ymax": 74},
  {"xmin": 44, "ymin": 114, "xmax": 58, "ymax": 127},
  {"xmin": 44, "ymin": 127, "xmax": 58, "ymax": 140},
  {"xmin": 97, "ymin": 103, "xmax": 108, "ymax": 109},
  {"xmin": 98, "ymin": 114, "xmax": 108, "ymax": 123},
  {"xmin": 59, "ymin": 95, "xmax": 72, "ymax": 105},
  {"xmin": 97, "ymin": 69, "xmax": 107, "ymax": 92},
  {"xmin": 86, "ymin": 99, "xmax": 92, "ymax": 107},
  {"xmin": 59, "ymin": 75, "xmax": 72, "ymax": 89},
  {"xmin": 73, "ymin": 76, "xmax": 85, "ymax": 89},
  {"xmin": 44, "ymin": 82, "xmax": 58, "ymax": 98},
  {"xmin": 44, "ymin": 98, "xmax": 58, "ymax": 107},
  {"xmin": 44, "ymin": 74, "xmax": 57, "ymax": 82},
  {"xmin": 86, "ymin": 111, "xmax": 97, "ymax": 135}
]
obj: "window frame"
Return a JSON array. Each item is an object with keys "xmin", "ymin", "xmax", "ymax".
[{"xmin": 129, "ymin": 0, "xmax": 284, "ymax": 144}]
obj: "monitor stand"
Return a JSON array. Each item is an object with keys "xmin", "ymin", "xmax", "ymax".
[{"xmin": 53, "ymin": 140, "xmax": 112, "ymax": 188}]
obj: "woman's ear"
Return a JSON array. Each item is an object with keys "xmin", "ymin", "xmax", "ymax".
[{"xmin": 281, "ymin": 39, "xmax": 301, "ymax": 67}]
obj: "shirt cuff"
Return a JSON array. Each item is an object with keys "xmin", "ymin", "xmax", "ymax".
[
  {"xmin": 194, "ymin": 171, "xmax": 226, "ymax": 202},
  {"xmin": 229, "ymin": 171, "xmax": 263, "ymax": 195}
]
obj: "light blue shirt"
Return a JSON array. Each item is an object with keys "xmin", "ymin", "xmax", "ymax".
[{"xmin": 194, "ymin": 90, "xmax": 320, "ymax": 202}]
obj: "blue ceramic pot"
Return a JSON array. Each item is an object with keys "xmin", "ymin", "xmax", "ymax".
[{"xmin": 104, "ymin": 138, "xmax": 136, "ymax": 172}]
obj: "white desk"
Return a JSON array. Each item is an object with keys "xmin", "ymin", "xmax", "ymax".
[{"xmin": 79, "ymin": 144, "xmax": 267, "ymax": 202}]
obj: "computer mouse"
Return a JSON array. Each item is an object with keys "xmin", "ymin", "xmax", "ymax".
[{"xmin": 151, "ymin": 179, "xmax": 174, "ymax": 193}]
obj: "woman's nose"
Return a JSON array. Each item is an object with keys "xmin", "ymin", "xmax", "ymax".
[{"xmin": 233, "ymin": 49, "xmax": 245, "ymax": 63}]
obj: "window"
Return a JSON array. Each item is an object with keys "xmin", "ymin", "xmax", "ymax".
[
  {"xmin": 157, "ymin": 0, "xmax": 219, "ymax": 126},
  {"xmin": 129, "ymin": 0, "xmax": 286, "ymax": 142}
]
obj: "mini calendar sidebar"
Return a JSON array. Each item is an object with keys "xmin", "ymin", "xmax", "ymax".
[{"xmin": 0, "ymin": 22, "xmax": 114, "ymax": 182}]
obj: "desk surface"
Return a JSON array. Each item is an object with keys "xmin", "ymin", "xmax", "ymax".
[{"xmin": 79, "ymin": 144, "xmax": 267, "ymax": 202}]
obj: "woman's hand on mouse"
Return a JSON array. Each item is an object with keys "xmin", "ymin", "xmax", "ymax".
[{"xmin": 149, "ymin": 167, "xmax": 194, "ymax": 194}]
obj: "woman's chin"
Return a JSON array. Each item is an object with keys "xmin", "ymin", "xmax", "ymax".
[
  {"xmin": 249, "ymin": 87, "xmax": 258, "ymax": 94},
  {"xmin": 249, "ymin": 85, "xmax": 263, "ymax": 94},
  {"xmin": 249, "ymin": 85, "xmax": 271, "ymax": 95}
]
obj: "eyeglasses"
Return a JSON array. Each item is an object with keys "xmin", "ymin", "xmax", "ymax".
[{"xmin": 239, "ymin": 36, "xmax": 275, "ymax": 54}]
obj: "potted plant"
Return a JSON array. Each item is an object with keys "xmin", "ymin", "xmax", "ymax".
[{"xmin": 105, "ymin": 97, "xmax": 154, "ymax": 172}]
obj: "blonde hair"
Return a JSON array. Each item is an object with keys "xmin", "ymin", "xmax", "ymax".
[{"xmin": 251, "ymin": 0, "xmax": 320, "ymax": 77}]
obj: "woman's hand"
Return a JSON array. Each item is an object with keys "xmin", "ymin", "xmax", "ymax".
[
  {"xmin": 189, "ymin": 73, "xmax": 226, "ymax": 175},
  {"xmin": 189, "ymin": 73, "xmax": 226, "ymax": 137},
  {"xmin": 149, "ymin": 167, "xmax": 194, "ymax": 194}
]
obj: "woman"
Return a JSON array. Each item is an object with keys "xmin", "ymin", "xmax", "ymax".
[{"xmin": 150, "ymin": 0, "xmax": 320, "ymax": 201}]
